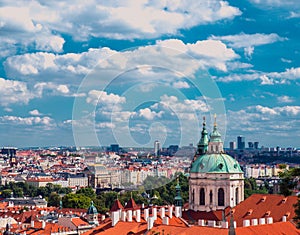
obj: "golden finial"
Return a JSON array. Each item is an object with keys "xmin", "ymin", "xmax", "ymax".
[{"xmin": 214, "ymin": 113, "xmax": 217, "ymax": 127}]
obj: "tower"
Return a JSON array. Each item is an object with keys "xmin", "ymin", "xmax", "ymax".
[
  {"xmin": 237, "ymin": 136, "xmax": 245, "ymax": 150},
  {"xmin": 193, "ymin": 117, "xmax": 209, "ymax": 160},
  {"xmin": 174, "ymin": 179, "xmax": 183, "ymax": 207},
  {"xmin": 87, "ymin": 201, "xmax": 99, "ymax": 225},
  {"xmin": 189, "ymin": 115, "xmax": 244, "ymax": 211},
  {"xmin": 154, "ymin": 140, "xmax": 160, "ymax": 157}
]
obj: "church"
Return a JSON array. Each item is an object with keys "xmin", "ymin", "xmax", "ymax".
[{"xmin": 189, "ymin": 116, "xmax": 244, "ymax": 211}]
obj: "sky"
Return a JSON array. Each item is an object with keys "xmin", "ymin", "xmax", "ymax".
[{"xmin": 0, "ymin": 0, "xmax": 300, "ymax": 148}]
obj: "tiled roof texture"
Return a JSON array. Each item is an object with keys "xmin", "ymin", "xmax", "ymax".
[
  {"xmin": 124, "ymin": 198, "xmax": 139, "ymax": 210},
  {"xmin": 110, "ymin": 199, "xmax": 124, "ymax": 212},
  {"xmin": 231, "ymin": 194, "xmax": 298, "ymax": 227}
]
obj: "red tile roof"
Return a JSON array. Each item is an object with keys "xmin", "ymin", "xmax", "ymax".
[
  {"xmin": 231, "ymin": 194, "xmax": 298, "ymax": 227},
  {"xmin": 110, "ymin": 199, "xmax": 124, "ymax": 212},
  {"xmin": 124, "ymin": 198, "xmax": 139, "ymax": 210}
]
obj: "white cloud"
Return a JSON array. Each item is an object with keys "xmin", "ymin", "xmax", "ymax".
[
  {"xmin": 86, "ymin": 90, "xmax": 126, "ymax": 106},
  {"xmin": 0, "ymin": 0, "xmax": 241, "ymax": 45},
  {"xmin": 277, "ymin": 95, "xmax": 294, "ymax": 103},
  {"xmin": 219, "ymin": 67, "xmax": 300, "ymax": 84},
  {"xmin": 0, "ymin": 115, "xmax": 55, "ymax": 127},
  {"xmin": 29, "ymin": 109, "xmax": 42, "ymax": 116},
  {"xmin": 210, "ymin": 33, "xmax": 285, "ymax": 50},
  {"xmin": 5, "ymin": 39, "xmax": 239, "ymax": 85},
  {"xmin": 172, "ymin": 81, "xmax": 190, "ymax": 89},
  {"xmin": 138, "ymin": 108, "xmax": 163, "ymax": 120},
  {"xmin": 0, "ymin": 77, "xmax": 34, "ymax": 106}
]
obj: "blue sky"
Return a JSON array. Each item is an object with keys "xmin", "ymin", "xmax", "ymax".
[{"xmin": 0, "ymin": 0, "xmax": 299, "ymax": 148}]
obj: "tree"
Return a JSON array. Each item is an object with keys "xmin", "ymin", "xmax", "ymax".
[
  {"xmin": 1, "ymin": 189, "xmax": 12, "ymax": 198},
  {"xmin": 62, "ymin": 193, "xmax": 91, "ymax": 209},
  {"xmin": 76, "ymin": 187, "xmax": 96, "ymax": 199},
  {"xmin": 48, "ymin": 192, "xmax": 61, "ymax": 207},
  {"xmin": 294, "ymin": 196, "xmax": 300, "ymax": 228},
  {"xmin": 278, "ymin": 168, "xmax": 299, "ymax": 197}
]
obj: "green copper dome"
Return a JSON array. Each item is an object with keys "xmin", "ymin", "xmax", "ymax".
[
  {"xmin": 190, "ymin": 153, "xmax": 243, "ymax": 173},
  {"xmin": 87, "ymin": 201, "xmax": 98, "ymax": 215}
]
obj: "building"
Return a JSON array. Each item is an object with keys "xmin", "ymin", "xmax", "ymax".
[
  {"xmin": 189, "ymin": 116, "xmax": 244, "ymax": 211},
  {"xmin": 237, "ymin": 136, "xmax": 245, "ymax": 150},
  {"xmin": 229, "ymin": 141, "xmax": 236, "ymax": 150},
  {"xmin": 154, "ymin": 140, "xmax": 160, "ymax": 157}
]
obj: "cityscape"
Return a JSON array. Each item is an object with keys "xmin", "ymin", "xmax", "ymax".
[{"xmin": 1, "ymin": 0, "xmax": 300, "ymax": 235}]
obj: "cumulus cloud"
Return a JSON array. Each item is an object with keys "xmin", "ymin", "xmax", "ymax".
[
  {"xmin": 29, "ymin": 109, "xmax": 42, "ymax": 116},
  {"xmin": 0, "ymin": 0, "xmax": 241, "ymax": 49},
  {"xmin": 210, "ymin": 33, "xmax": 285, "ymax": 48},
  {"xmin": 0, "ymin": 77, "xmax": 35, "ymax": 106},
  {"xmin": 86, "ymin": 90, "xmax": 126, "ymax": 106},
  {"xmin": 277, "ymin": 95, "xmax": 294, "ymax": 103},
  {"xmin": 218, "ymin": 67, "xmax": 300, "ymax": 84},
  {"xmin": 5, "ymin": 39, "xmax": 239, "ymax": 85},
  {"xmin": 0, "ymin": 115, "xmax": 55, "ymax": 127},
  {"xmin": 138, "ymin": 108, "xmax": 164, "ymax": 120}
]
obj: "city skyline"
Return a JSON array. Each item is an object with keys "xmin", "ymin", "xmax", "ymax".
[{"xmin": 0, "ymin": 1, "xmax": 300, "ymax": 148}]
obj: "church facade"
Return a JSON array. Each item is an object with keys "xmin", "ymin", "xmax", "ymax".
[{"xmin": 189, "ymin": 117, "xmax": 244, "ymax": 211}]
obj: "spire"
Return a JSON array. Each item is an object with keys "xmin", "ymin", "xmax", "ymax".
[
  {"xmin": 210, "ymin": 114, "xmax": 222, "ymax": 143},
  {"xmin": 196, "ymin": 117, "xmax": 209, "ymax": 156},
  {"xmin": 228, "ymin": 210, "xmax": 236, "ymax": 235},
  {"xmin": 174, "ymin": 177, "xmax": 183, "ymax": 207}
]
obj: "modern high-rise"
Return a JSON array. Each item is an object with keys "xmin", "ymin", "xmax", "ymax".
[
  {"xmin": 154, "ymin": 140, "xmax": 160, "ymax": 157},
  {"xmin": 237, "ymin": 136, "xmax": 245, "ymax": 150},
  {"xmin": 229, "ymin": 141, "xmax": 236, "ymax": 150}
]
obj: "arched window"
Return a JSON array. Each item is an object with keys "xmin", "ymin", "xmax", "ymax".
[
  {"xmin": 192, "ymin": 189, "xmax": 195, "ymax": 204},
  {"xmin": 200, "ymin": 188, "xmax": 205, "ymax": 205},
  {"xmin": 209, "ymin": 190, "xmax": 213, "ymax": 204},
  {"xmin": 218, "ymin": 188, "xmax": 225, "ymax": 206},
  {"xmin": 235, "ymin": 187, "xmax": 239, "ymax": 205}
]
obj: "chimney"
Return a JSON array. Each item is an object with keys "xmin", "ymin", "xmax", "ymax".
[
  {"xmin": 147, "ymin": 216, "xmax": 154, "ymax": 230},
  {"xmin": 168, "ymin": 205, "xmax": 173, "ymax": 218},
  {"xmin": 174, "ymin": 206, "xmax": 182, "ymax": 218},
  {"xmin": 282, "ymin": 216, "xmax": 287, "ymax": 222},
  {"xmin": 142, "ymin": 203, "xmax": 144, "ymax": 208},
  {"xmin": 101, "ymin": 215, "xmax": 105, "ymax": 221},
  {"xmin": 207, "ymin": 220, "xmax": 216, "ymax": 227},
  {"xmin": 259, "ymin": 218, "xmax": 265, "ymax": 225},
  {"xmin": 136, "ymin": 210, "xmax": 141, "ymax": 222},
  {"xmin": 266, "ymin": 217, "xmax": 273, "ymax": 224},
  {"xmin": 42, "ymin": 220, "xmax": 46, "ymax": 229},
  {"xmin": 121, "ymin": 211, "xmax": 126, "ymax": 222},
  {"xmin": 127, "ymin": 210, "xmax": 132, "ymax": 222},
  {"xmin": 251, "ymin": 218, "xmax": 258, "ymax": 226},
  {"xmin": 162, "ymin": 217, "xmax": 169, "ymax": 225},
  {"xmin": 153, "ymin": 207, "xmax": 157, "ymax": 220},
  {"xmin": 243, "ymin": 220, "xmax": 250, "ymax": 227},
  {"xmin": 30, "ymin": 220, "xmax": 34, "ymax": 228},
  {"xmin": 198, "ymin": 219, "xmax": 205, "ymax": 226},
  {"xmin": 160, "ymin": 207, "xmax": 165, "ymax": 218},
  {"xmin": 144, "ymin": 208, "xmax": 149, "ymax": 221},
  {"xmin": 221, "ymin": 221, "xmax": 228, "ymax": 228},
  {"xmin": 111, "ymin": 211, "xmax": 120, "ymax": 226}
]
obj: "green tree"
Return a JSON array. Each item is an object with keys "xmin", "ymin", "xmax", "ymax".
[
  {"xmin": 76, "ymin": 187, "xmax": 96, "ymax": 199},
  {"xmin": 294, "ymin": 196, "xmax": 300, "ymax": 228},
  {"xmin": 278, "ymin": 168, "xmax": 299, "ymax": 196},
  {"xmin": 1, "ymin": 189, "xmax": 13, "ymax": 198},
  {"xmin": 62, "ymin": 193, "xmax": 91, "ymax": 209},
  {"xmin": 48, "ymin": 192, "xmax": 61, "ymax": 207}
]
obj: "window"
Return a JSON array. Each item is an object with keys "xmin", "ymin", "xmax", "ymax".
[
  {"xmin": 218, "ymin": 188, "xmax": 225, "ymax": 206},
  {"xmin": 200, "ymin": 188, "xmax": 205, "ymax": 205},
  {"xmin": 209, "ymin": 190, "xmax": 213, "ymax": 204},
  {"xmin": 192, "ymin": 189, "xmax": 195, "ymax": 204},
  {"xmin": 235, "ymin": 188, "xmax": 239, "ymax": 205}
]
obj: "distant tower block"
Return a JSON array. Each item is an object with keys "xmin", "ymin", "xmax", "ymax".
[
  {"xmin": 154, "ymin": 140, "xmax": 160, "ymax": 157},
  {"xmin": 229, "ymin": 142, "xmax": 236, "ymax": 150},
  {"xmin": 237, "ymin": 136, "xmax": 245, "ymax": 150}
]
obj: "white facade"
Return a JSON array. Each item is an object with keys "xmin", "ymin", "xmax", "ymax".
[{"xmin": 189, "ymin": 172, "xmax": 244, "ymax": 211}]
